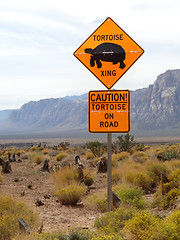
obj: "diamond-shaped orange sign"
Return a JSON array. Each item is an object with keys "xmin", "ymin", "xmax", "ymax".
[{"xmin": 74, "ymin": 17, "xmax": 144, "ymax": 89}]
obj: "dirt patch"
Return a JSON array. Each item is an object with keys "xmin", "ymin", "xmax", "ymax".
[{"xmin": 0, "ymin": 157, "xmax": 104, "ymax": 233}]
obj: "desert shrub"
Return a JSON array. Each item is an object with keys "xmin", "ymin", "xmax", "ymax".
[
  {"xmin": 132, "ymin": 151, "xmax": 148, "ymax": 163},
  {"xmin": 115, "ymin": 159, "xmax": 145, "ymax": 185},
  {"xmin": 32, "ymin": 155, "xmax": 43, "ymax": 165},
  {"xmin": 165, "ymin": 160, "xmax": 180, "ymax": 171},
  {"xmin": 85, "ymin": 150, "xmax": 95, "ymax": 160},
  {"xmin": 113, "ymin": 134, "xmax": 135, "ymax": 153},
  {"xmin": 133, "ymin": 172, "xmax": 153, "ymax": 193},
  {"xmin": 94, "ymin": 206, "xmax": 135, "ymax": 233},
  {"xmin": 112, "ymin": 168, "xmax": 122, "ymax": 184},
  {"xmin": 30, "ymin": 146, "xmax": 36, "ymax": 151},
  {"xmin": 84, "ymin": 192, "xmax": 107, "ymax": 212},
  {"xmin": 161, "ymin": 188, "xmax": 180, "ymax": 209},
  {"xmin": 0, "ymin": 195, "xmax": 39, "ymax": 240},
  {"xmin": 113, "ymin": 185, "xmax": 146, "ymax": 210},
  {"xmin": 92, "ymin": 233, "xmax": 123, "ymax": 240},
  {"xmin": 111, "ymin": 157, "xmax": 118, "ymax": 167},
  {"xmin": 86, "ymin": 141, "xmax": 106, "ymax": 157},
  {"xmin": 56, "ymin": 152, "xmax": 67, "ymax": 161},
  {"xmin": 52, "ymin": 167, "xmax": 79, "ymax": 189},
  {"xmin": 42, "ymin": 149, "xmax": 49, "ymax": 154},
  {"xmin": 59, "ymin": 141, "xmax": 70, "ymax": 150},
  {"xmin": 84, "ymin": 175, "xmax": 94, "ymax": 187},
  {"xmin": 150, "ymin": 210, "xmax": 180, "ymax": 240},
  {"xmin": 68, "ymin": 228, "xmax": 93, "ymax": 240},
  {"xmin": 21, "ymin": 153, "xmax": 29, "ymax": 160},
  {"xmin": 123, "ymin": 210, "xmax": 158, "ymax": 240},
  {"xmin": 112, "ymin": 152, "xmax": 130, "ymax": 162},
  {"xmin": 55, "ymin": 184, "xmax": 86, "ymax": 205},
  {"xmin": 135, "ymin": 143, "xmax": 145, "ymax": 151},
  {"xmin": 146, "ymin": 162, "xmax": 169, "ymax": 187},
  {"xmin": 166, "ymin": 210, "xmax": 180, "ymax": 235},
  {"xmin": 13, "ymin": 231, "xmax": 68, "ymax": 240},
  {"xmin": 155, "ymin": 145, "xmax": 180, "ymax": 161}
]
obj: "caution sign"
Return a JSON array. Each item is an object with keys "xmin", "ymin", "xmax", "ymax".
[
  {"xmin": 89, "ymin": 90, "xmax": 130, "ymax": 133},
  {"xmin": 74, "ymin": 17, "xmax": 144, "ymax": 89}
]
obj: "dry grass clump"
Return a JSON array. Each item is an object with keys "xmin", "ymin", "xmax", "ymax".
[
  {"xmin": 32, "ymin": 155, "xmax": 43, "ymax": 165},
  {"xmin": 55, "ymin": 152, "xmax": 67, "ymax": 161},
  {"xmin": 52, "ymin": 166, "xmax": 78, "ymax": 189},
  {"xmin": 55, "ymin": 184, "xmax": 86, "ymax": 205},
  {"xmin": 112, "ymin": 152, "xmax": 130, "ymax": 162},
  {"xmin": 112, "ymin": 167, "xmax": 122, "ymax": 184},
  {"xmin": 132, "ymin": 151, "xmax": 148, "ymax": 163},
  {"xmin": 52, "ymin": 166, "xmax": 87, "ymax": 206},
  {"xmin": 85, "ymin": 150, "xmax": 95, "ymax": 160},
  {"xmin": 84, "ymin": 192, "xmax": 107, "ymax": 213}
]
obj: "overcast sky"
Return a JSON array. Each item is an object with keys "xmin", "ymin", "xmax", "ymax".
[{"xmin": 0, "ymin": 0, "xmax": 180, "ymax": 110}]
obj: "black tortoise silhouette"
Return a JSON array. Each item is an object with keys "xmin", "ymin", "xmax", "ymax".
[{"xmin": 85, "ymin": 43, "xmax": 126, "ymax": 69}]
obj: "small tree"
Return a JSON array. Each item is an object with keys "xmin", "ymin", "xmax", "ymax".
[
  {"xmin": 113, "ymin": 133, "xmax": 135, "ymax": 153},
  {"xmin": 86, "ymin": 141, "xmax": 106, "ymax": 157},
  {"xmin": 59, "ymin": 141, "xmax": 70, "ymax": 150}
]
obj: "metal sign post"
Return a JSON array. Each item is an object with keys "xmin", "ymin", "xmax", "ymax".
[{"xmin": 107, "ymin": 132, "xmax": 112, "ymax": 211}]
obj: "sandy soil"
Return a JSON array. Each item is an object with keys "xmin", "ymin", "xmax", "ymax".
[{"xmin": 0, "ymin": 156, "xmax": 105, "ymax": 233}]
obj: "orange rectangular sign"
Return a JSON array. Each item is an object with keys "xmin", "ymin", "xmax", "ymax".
[{"xmin": 89, "ymin": 90, "xmax": 130, "ymax": 133}]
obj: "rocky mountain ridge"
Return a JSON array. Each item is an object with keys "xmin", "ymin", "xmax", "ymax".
[{"xmin": 0, "ymin": 69, "xmax": 180, "ymax": 137}]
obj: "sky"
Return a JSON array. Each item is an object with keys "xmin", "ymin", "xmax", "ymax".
[{"xmin": 0, "ymin": 0, "xmax": 180, "ymax": 110}]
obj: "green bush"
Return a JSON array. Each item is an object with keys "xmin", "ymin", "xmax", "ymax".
[
  {"xmin": 150, "ymin": 210, "xmax": 180, "ymax": 240},
  {"xmin": 146, "ymin": 163, "xmax": 169, "ymax": 187},
  {"xmin": 113, "ymin": 133, "xmax": 135, "ymax": 153},
  {"xmin": 68, "ymin": 228, "xmax": 93, "ymax": 240},
  {"xmin": 94, "ymin": 206, "xmax": 135, "ymax": 233},
  {"xmin": 123, "ymin": 210, "xmax": 158, "ymax": 240},
  {"xmin": 84, "ymin": 175, "xmax": 94, "ymax": 187},
  {"xmin": 86, "ymin": 141, "xmax": 106, "ymax": 157},
  {"xmin": 0, "ymin": 195, "xmax": 39, "ymax": 240},
  {"xmin": 55, "ymin": 184, "xmax": 86, "ymax": 206},
  {"xmin": 161, "ymin": 188, "xmax": 180, "ymax": 209},
  {"xmin": 113, "ymin": 185, "xmax": 146, "ymax": 210},
  {"xmin": 92, "ymin": 233, "xmax": 123, "ymax": 240},
  {"xmin": 84, "ymin": 192, "xmax": 107, "ymax": 213},
  {"xmin": 156, "ymin": 148, "xmax": 180, "ymax": 161}
]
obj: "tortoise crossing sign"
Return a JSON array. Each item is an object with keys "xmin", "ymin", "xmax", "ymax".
[
  {"xmin": 89, "ymin": 90, "xmax": 130, "ymax": 133},
  {"xmin": 74, "ymin": 17, "xmax": 144, "ymax": 89}
]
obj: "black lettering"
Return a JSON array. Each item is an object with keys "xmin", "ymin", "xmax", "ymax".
[
  {"xmin": 96, "ymin": 104, "xmax": 100, "ymax": 110},
  {"xmin": 114, "ymin": 93, "xmax": 119, "ymax": 101},
  {"xmin": 101, "ymin": 104, "xmax": 105, "ymax": 110},
  {"xmin": 101, "ymin": 35, "xmax": 105, "ymax": 41},
  {"xmin": 101, "ymin": 71, "xmax": 104, "ymax": 76},
  {"xmin": 96, "ymin": 94, "xmax": 101, "ymax": 101},
  {"xmin": 114, "ymin": 121, "xmax": 118, "ymax": 127},
  {"xmin": 100, "ymin": 121, "xmax": 104, "ymax": 127},
  {"xmin": 112, "ymin": 70, "xmax": 116, "ymax": 76},
  {"xmin": 91, "ymin": 93, "xmax": 96, "ymax": 101},
  {"xmin": 120, "ymin": 34, "xmax": 123, "ymax": 40},
  {"xmin": 122, "ymin": 104, "xmax": 126, "ymax": 110}
]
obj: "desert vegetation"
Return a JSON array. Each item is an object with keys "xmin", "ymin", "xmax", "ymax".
[{"xmin": 0, "ymin": 135, "xmax": 180, "ymax": 239}]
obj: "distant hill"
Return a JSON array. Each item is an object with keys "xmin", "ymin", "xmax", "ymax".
[
  {"xmin": 0, "ymin": 110, "xmax": 14, "ymax": 123},
  {"xmin": 0, "ymin": 69, "xmax": 180, "ymax": 138}
]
